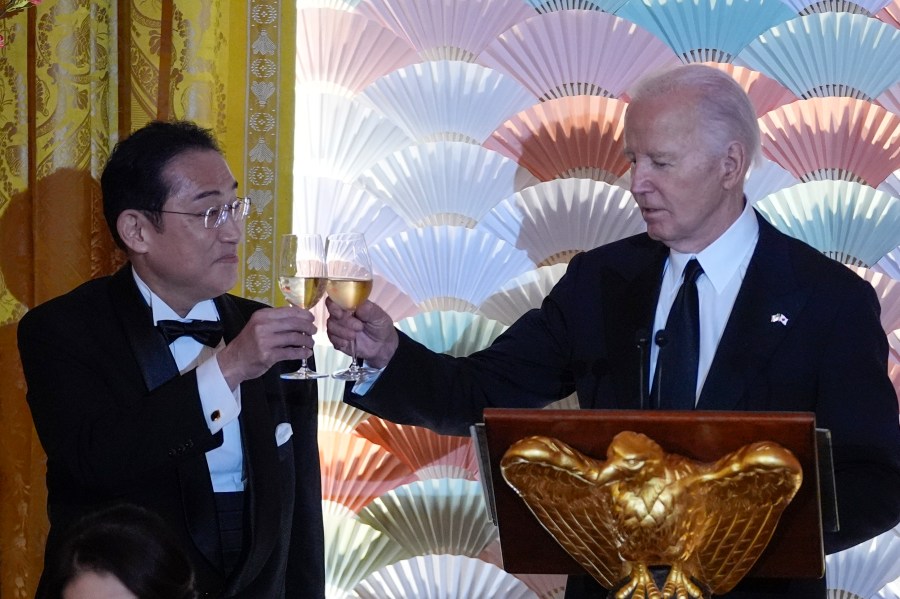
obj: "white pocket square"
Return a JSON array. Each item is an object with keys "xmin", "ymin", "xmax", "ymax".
[{"xmin": 275, "ymin": 423, "xmax": 293, "ymax": 447}]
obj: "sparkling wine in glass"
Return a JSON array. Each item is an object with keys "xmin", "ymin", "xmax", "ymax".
[
  {"xmin": 325, "ymin": 232, "xmax": 374, "ymax": 381},
  {"xmin": 278, "ymin": 233, "xmax": 327, "ymax": 379}
]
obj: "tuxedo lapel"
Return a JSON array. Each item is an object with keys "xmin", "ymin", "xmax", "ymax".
[{"xmin": 698, "ymin": 215, "xmax": 811, "ymax": 410}]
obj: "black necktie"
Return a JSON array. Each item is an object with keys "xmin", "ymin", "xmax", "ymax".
[
  {"xmin": 653, "ymin": 258, "xmax": 704, "ymax": 410},
  {"xmin": 157, "ymin": 319, "xmax": 224, "ymax": 347}
]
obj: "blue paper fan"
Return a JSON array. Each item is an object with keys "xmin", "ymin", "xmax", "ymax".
[
  {"xmin": 359, "ymin": 60, "xmax": 538, "ymax": 145},
  {"xmin": 477, "ymin": 10, "xmax": 679, "ymax": 101},
  {"xmin": 736, "ymin": 14, "xmax": 900, "ymax": 101},
  {"xmin": 778, "ymin": 0, "xmax": 892, "ymax": 15},
  {"xmin": 755, "ymin": 180, "xmax": 900, "ymax": 267},
  {"xmin": 526, "ymin": 0, "xmax": 631, "ymax": 12},
  {"xmin": 615, "ymin": 0, "xmax": 797, "ymax": 63}
]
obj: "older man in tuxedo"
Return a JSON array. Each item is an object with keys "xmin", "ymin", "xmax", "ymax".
[
  {"xmin": 18, "ymin": 121, "xmax": 324, "ymax": 598},
  {"xmin": 325, "ymin": 64, "xmax": 900, "ymax": 597}
]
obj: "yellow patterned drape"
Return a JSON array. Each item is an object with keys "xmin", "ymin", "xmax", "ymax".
[{"xmin": 0, "ymin": 1, "xmax": 288, "ymax": 596}]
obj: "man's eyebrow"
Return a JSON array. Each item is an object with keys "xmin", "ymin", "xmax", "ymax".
[{"xmin": 191, "ymin": 181, "xmax": 239, "ymax": 202}]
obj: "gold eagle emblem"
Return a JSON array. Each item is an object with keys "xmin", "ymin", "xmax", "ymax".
[{"xmin": 500, "ymin": 431, "xmax": 803, "ymax": 598}]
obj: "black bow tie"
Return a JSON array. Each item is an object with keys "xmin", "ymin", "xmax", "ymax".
[{"xmin": 157, "ymin": 319, "xmax": 224, "ymax": 347}]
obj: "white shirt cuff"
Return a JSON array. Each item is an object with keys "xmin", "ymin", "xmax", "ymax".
[{"xmin": 197, "ymin": 355, "xmax": 241, "ymax": 434}]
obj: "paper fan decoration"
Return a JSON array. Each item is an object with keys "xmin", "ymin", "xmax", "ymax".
[
  {"xmin": 484, "ymin": 95, "xmax": 630, "ymax": 183},
  {"xmin": 544, "ymin": 392, "xmax": 581, "ymax": 410},
  {"xmin": 319, "ymin": 430, "xmax": 416, "ymax": 513},
  {"xmin": 293, "ymin": 176, "xmax": 406, "ymax": 244},
  {"xmin": 355, "ymin": 417, "xmax": 480, "ymax": 480},
  {"xmin": 324, "ymin": 509, "xmax": 412, "ymax": 598},
  {"xmin": 758, "ymin": 97, "xmax": 900, "ymax": 188},
  {"xmin": 296, "ymin": 8, "xmax": 417, "ymax": 97},
  {"xmin": 298, "ymin": 0, "xmax": 362, "ymax": 8},
  {"xmin": 875, "ymin": 248, "xmax": 900, "ymax": 280},
  {"xmin": 615, "ymin": 0, "xmax": 796, "ymax": 63},
  {"xmin": 295, "ymin": 92, "xmax": 413, "ymax": 182},
  {"xmin": 783, "ymin": 0, "xmax": 893, "ymax": 14},
  {"xmin": 701, "ymin": 63, "xmax": 797, "ymax": 116},
  {"xmin": 395, "ymin": 310, "xmax": 509, "ymax": 357},
  {"xmin": 477, "ymin": 10, "xmax": 679, "ymax": 101},
  {"xmin": 525, "ymin": 0, "xmax": 630, "ymax": 12},
  {"xmin": 370, "ymin": 226, "xmax": 535, "ymax": 312},
  {"xmin": 848, "ymin": 266, "xmax": 900, "ymax": 333},
  {"xmin": 875, "ymin": 0, "xmax": 900, "ymax": 27},
  {"xmin": 356, "ymin": 479, "xmax": 497, "ymax": 556},
  {"xmin": 514, "ymin": 574, "xmax": 568, "ymax": 599},
  {"xmin": 359, "ymin": 60, "xmax": 538, "ymax": 145},
  {"xmin": 755, "ymin": 180, "xmax": 900, "ymax": 267},
  {"xmin": 826, "ymin": 524, "xmax": 900, "ymax": 599},
  {"xmin": 878, "ymin": 83, "xmax": 900, "ymax": 116},
  {"xmin": 745, "ymin": 158, "xmax": 802, "ymax": 204},
  {"xmin": 357, "ymin": 141, "xmax": 534, "ymax": 228},
  {"xmin": 357, "ymin": 0, "xmax": 535, "ymax": 62},
  {"xmin": 478, "ymin": 178, "xmax": 645, "ymax": 266},
  {"xmin": 315, "ymin": 345, "xmax": 371, "ymax": 433},
  {"xmin": 735, "ymin": 14, "xmax": 900, "ymax": 102},
  {"xmin": 351, "ymin": 554, "xmax": 536, "ymax": 599},
  {"xmin": 477, "ymin": 264, "xmax": 568, "ymax": 325}
]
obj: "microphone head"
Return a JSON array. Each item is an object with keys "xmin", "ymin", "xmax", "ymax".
[
  {"xmin": 635, "ymin": 328, "xmax": 649, "ymax": 348},
  {"xmin": 654, "ymin": 330, "xmax": 668, "ymax": 347}
]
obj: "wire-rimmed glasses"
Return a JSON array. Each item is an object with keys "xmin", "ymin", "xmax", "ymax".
[{"xmin": 152, "ymin": 197, "xmax": 251, "ymax": 229}]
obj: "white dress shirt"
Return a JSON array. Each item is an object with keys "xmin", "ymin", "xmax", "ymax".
[
  {"xmin": 134, "ymin": 271, "xmax": 245, "ymax": 492},
  {"xmin": 649, "ymin": 202, "xmax": 760, "ymax": 404}
]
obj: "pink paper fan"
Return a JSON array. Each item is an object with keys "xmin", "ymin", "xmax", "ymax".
[
  {"xmin": 702, "ymin": 63, "xmax": 797, "ymax": 116},
  {"xmin": 357, "ymin": 0, "xmax": 534, "ymax": 62},
  {"xmin": 759, "ymin": 97, "xmax": 900, "ymax": 188},
  {"xmin": 296, "ymin": 8, "xmax": 417, "ymax": 96},
  {"xmin": 849, "ymin": 266, "xmax": 900, "ymax": 333},
  {"xmin": 875, "ymin": 0, "xmax": 900, "ymax": 27},
  {"xmin": 319, "ymin": 430, "xmax": 416, "ymax": 513},
  {"xmin": 484, "ymin": 95, "xmax": 630, "ymax": 183},
  {"xmin": 478, "ymin": 10, "xmax": 679, "ymax": 101},
  {"xmin": 354, "ymin": 417, "xmax": 479, "ymax": 480}
]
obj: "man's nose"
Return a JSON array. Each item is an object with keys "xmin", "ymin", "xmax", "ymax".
[
  {"xmin": 218, "ymin": 211, "xmax": 243, "ymax": 241},
  {"xmin": 630, "ymin": 163, "xmax": 651, "ymax": 194}
]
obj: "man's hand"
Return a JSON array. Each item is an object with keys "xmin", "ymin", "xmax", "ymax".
[
  {"xmin": 217, "ymin": 307, "xmax": 316, "ymax": 389},
  {"xmin": 325, "ymin": 297, "xmax": 398, "ymax": 369}
]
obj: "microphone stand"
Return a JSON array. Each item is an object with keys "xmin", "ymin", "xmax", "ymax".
[{"xmin": 652, "ymin": 330, "xmax": 668, "ymax": 410}]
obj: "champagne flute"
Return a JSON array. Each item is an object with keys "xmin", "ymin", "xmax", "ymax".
[
  {"xmin": 325, "ymin": 232, "xmax": 374, "ymax": 381},
  {"xmin": 278, "ymin": 234, "xmax": 328, "ymax": 379}
]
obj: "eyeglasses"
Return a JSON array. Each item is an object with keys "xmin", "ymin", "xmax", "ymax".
[{"xmin": 152, "ymin": 197, "xmax": 252, "ymax": 230}]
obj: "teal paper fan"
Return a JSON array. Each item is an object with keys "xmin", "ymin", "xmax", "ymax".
[
  {"xmin": 736, "ymin": 14, "xmax": 900, "ymax": 101},
  {"xmin": 615, "ymin": 0, "xmax": 796, "ymax": 63},
  {"xmin": 395, "ymin": 310, "xmax": 509, "ymax": 357},
  {"xmin": 477, "ymin": 10, "xmax": 678, "ymax": 101},
  {"xmin": 755, "ymin": 180, "xmax": 900, "ymax": 267}
]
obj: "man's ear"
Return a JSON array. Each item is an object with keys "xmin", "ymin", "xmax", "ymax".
[
  {"xmin": 721, "ymin": 141, "xmax": 746, "ymax": 191},
  {"xmin": 117, "ymin": 210, "xmax": 151, "ymax": 254}
]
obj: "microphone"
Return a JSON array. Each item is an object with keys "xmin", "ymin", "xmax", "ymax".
[
  {"xmin": 652, "ymin": 330, "xmax": 668, "ymax": 410},
  {"xmin": 635, "ymin": 328, "xmax": 650, "ymax": 410}
]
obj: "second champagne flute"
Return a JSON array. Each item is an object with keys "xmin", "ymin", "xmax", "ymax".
[
  {"xmin": 278, "ymin": 233, "xmax": 328, "ymax": 379},
  {"xmin": 325, "ymin": 232, "xmax": 374, "ymax": 381}
]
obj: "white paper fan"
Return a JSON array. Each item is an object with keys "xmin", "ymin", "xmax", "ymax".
[
  {"xmin": 616, "ymin": 0, "xmax": 797, "ymax": 63},
  {"xmin": 357, "ymin": 0, "xmax": 535, "ymax": 62},
  {"xmin": 877, "ymin": 577, "xmax": 900, "ymax": 599},
  {"xmin": 324, "ymin": 508, "xmax": 412, "ymax": 598},
  {"xmin": 296, "ymin": 8, "xmax": 417, "ymax": 97},
  {"xmin": 879, "ymin": 83, "xmax": 900, "ymax": 116},
  {"xmin": 745, "ymin": 158, "xmax": 802, "ymax": 205},
  {"xmin": 357, "ymin": 141, "xmax": 535, "ymax": 228},
  {"xmin": 848, "ymin": 266, "xmax": 900, "ymax": 333},
  {"xmin": 294, "ymin": 92, "xmax": 413, "ymax": 182},
  {"xmin": 875, "ymin": 248, "xmax": 900, "ymax": 280},
  {"xmin": 478, "ymin": 264, "xmax": 568, "ymax": 325},
  {"xmin": 298, "ymin": 0, "xmax": 362, "ymax": 8},
  {"xmin": 758, "ymin": 97, "xmax": 900, "ymax": 188},
  {"xmin": 478, "ymin": 178, "xmax": 645, "ymax": 267},
  {"xmin": 879, "ymin": 171, "xmax": 900, "ymax": 198},
  {"xmin": 351, "ymin": 554, "xmax": 537, "ymax": 599},
  {"xmin": 701, "ymin": 62, "xmax": 797, "ymax": 116},
  {"xmin": 395, "ymin": 310, "xmax": 509, "ymax": 357},
  {"xmin": 315, "ymin": 345, "xmax": 371, "ymax": 433},
  {"xmin": 755, "ymin": 180, "xmax": 900, "ymax": 267},
  {"xmin": 359, "ymin": 60, "xmax": 538, "ymax": 144},
  {"xmin": 356, "ymin": 479, "xmax": 497, "ymax": 556},
  {"xmin": 319, "ymin": 430, "xmax": 416, "ymax": 513},
  {"xmin": 355, "ymin": 416, "xmax": 480, "ymax": 480},
  {"xmin": 735, "ymin": 14, "xmax": 900, "ymax": 101},
  {"xmin": 526, "ymin": 0, "xmax": 630, "ymax": 11},
  {"xmin": 544, "ymin": 392, "xmax": 581, "ymax": 410},
  {"xmin": 477, "ymin": 10, "xmax": 679, "ymax": 101},
  {"xmin": 370, "ymin": 226, "xmax": 535, "ymax": 312},
  {"xmin": 826, "ymin": 524, "xmax": 900, "ymax": 599},
  {"xmin": 485, "ymin": 95, "xmax": 630, "ymax": 183}
]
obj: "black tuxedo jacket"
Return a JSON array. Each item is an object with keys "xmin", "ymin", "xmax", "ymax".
[
  {"xmin": 18, "ymin": 266, "xmax": 324, "ymax": 598},
  {"xmin": 350, "ymin": 213, "xmax": 900, "ymax": 598}
]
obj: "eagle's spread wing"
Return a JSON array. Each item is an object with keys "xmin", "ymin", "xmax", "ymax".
[
  {"xmin": 691, "ymin": 441, "xmax": 803, "ymax": 595},
  {"xmin": 500, "ymin": 436, "xmax": 624, "ymax": 589}
]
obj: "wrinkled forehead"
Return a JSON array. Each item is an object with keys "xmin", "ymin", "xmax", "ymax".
[{"xmin": 161, "ymin": 149, "xmax": 236, "ymax": 201}]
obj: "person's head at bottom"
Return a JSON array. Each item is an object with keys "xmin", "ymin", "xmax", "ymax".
[{"xmin": 42, "ymin": 503, "xmax": 197, "ymax": 599}]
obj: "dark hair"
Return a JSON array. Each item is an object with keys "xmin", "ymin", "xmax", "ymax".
[
  {"xmin": 43, "ymin": 503, "xmax": 198, "ymax": 599},
  {"xmin": 101, "ymin": 120, "xmax": 221, "ymax": 248}
]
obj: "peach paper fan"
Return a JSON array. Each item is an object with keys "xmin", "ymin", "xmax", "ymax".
[
  {"xmin": 848, "ymin": 266, "xmax": 900, "ymax": 333},
  {"xmin": 357, "ymin": 0, "xmax": 534, "ymax": 62},
  {"xmin": 701, "ymin": 63, "xmax": 797, "ymax": 116},
  {"xmin": 395, "ymin": 310, "xmax": 509, "ymax": 357},
  {"xmin": 478, "ymin": 264, "xmax": 568, "ymax": 325},
  {"xmin": 477, "ymin": 10, "xmax": 678, "ymax": 101},
  {"xmin": 484, "ymin": 95, "xmax": 630, "ymax": 183},
  {"xmin": 296, "ymin": 8, "xmax": 417, "ymax": 97},
  {"xmin": 758, "ymin": 97, "xmax": 900, "ymax": 188},
  {"xmin": 359, "ymin": 60, "xmax": 538, "ymax": 145},
  {"xmin": 478, "ymin": 178, "xmax": 645, "ymax": 267},
  {"xmin": 875, "ymin": 0, "xmax": 900, "ymax": 26}
]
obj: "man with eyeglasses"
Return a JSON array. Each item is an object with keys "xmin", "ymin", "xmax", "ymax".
[{"xmin": 18, "ymin": 121, "xmax": 324, "ymax": 598}]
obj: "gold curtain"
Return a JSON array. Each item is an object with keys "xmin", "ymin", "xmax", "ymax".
[{"xmin": 0, "ymin": 1, "xmax": 293, "ymax": 596}]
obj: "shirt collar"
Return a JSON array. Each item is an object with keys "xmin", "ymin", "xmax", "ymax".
[{"xmin": 132, "ymin": 268, "xmax": 219, "ymax": 324}]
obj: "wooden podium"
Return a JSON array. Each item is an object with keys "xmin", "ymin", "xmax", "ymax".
[{"xmin": 472, "ymin": 408, "xmax": 827, "ymax": 580}]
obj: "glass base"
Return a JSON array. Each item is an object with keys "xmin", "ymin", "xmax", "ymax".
[
  {"xmin": 280, "ymin": 368, "xmax": 328, "ymax": 380},
  {"xmin": 331, "ymin": 365, "xmax": 378, "ymax": 381}
]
